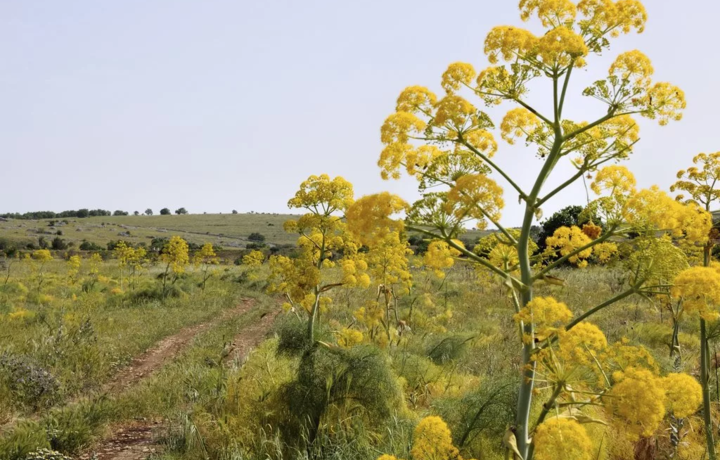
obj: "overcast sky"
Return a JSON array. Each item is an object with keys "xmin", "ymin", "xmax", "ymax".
[{"xmin": 1, "ymin": 1, "xmax": 717, "ymax": 225}]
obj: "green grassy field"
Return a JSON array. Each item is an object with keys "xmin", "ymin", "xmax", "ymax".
[{"xmin": 0, "ymin": 213, "xmax": 490, "ymax": 253}]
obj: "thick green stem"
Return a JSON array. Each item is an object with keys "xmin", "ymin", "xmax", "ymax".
[{"xmin": 526, "ymin": 383, "xmax": 564, "ymax": 460}]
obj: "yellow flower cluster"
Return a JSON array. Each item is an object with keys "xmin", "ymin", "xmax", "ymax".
[
  {"xmin": 377, "ymin": 416, "xmax": 473, "ymax": 460},
  {"xmin": 520, "ymin": 0, "xmax": 577, "ymax": 28},
  {"xmin": 624, "ymin": 186, "xmax": 712, "ymax": 245},
  {"xmin": 537, "ymin": 26, "xmax": 588, "ymax": 68},
  {"xmin": 115, "ymin": 241, "xmax": 147, "ymax": 272},
  {"xmin": 514, "ymin": 296, "xmax": 573, "ymax": 341},
  {"xmin": 671, "ymin": 266, "xmax": 720, "ymax": 321},
  {"xmin": 672, "ymin": 151, "xmax": 720, "ymax": 208},
  {"xmin": 592, "ymin": 242, "xmax": 617, "ymax": 264},
  {"xmin": 544, "ymin": 226, "xmax": 593, "ymax": 267},
  {"xmin": 639, "ymin": 82, "xmax": 687, "ymax": 126},
  {"xmin": 441, "ymin": 62, "xmax": 476, "ymax": 94},
  {"xmin": 32, "ymin": 249, "xmax": 53, "ymax": 262},
  {"xmin": 287, "ymin": 174, "xmax": 354, "ymax": 215},
  {"xmin": 484, "ymin": 26, "xmax": 537, "ymax": 64},
  {"xmin": 431, "ymin": 95, "xmax": 477, "ymax": 129},
  {"xmin": 662, "ymin": 373, "xmax": 703, "ymax": 418},
  {"xmin": 590, "ymin": 165, "xmax": 636, "ymax": 196},
  {"xmin": 365, "ymin": 231, "xmax": 412, "ymax": 293},
  {"xmin": 446, "ymin": 174, "xmax": 504, "ymax": 230},
  {"xmin": 609, "ymin": 50, "xmax": 653, "ymax": 87},
  {"xmin": 500, "ymin": 108, "xmax": 543, "ymax": 145},
  {"xmin": 396, "ymin": 85, "xmax": 437, "ymax": 114},
  {"xmin": 424, "ymin": 240, "xmax": 461, "ymax": 278},
  {"xmin": 556, "ymin": 321, "xmax": 607, "ymax": 365},
  {"xmin": 242, "ymin": 250, "xmax": 265, "ymax": 267},
  {"xmin": 345, "ymin": 192, "xmax": 407, "ymax": 246},
  {"xmin": 194, "ymin": 242, "xmax": 218, "ymax": 266},
  {"xmin": 410, "ymin": 416, "xmax": 463, "ymax": 460},
  {"xmin": 340, "ymin": 258, "xmax": 371, "ymax": 288},
  {"xmin": 533, "ymin": 418, "xmax": 592, "ymax": 460},
  {"xmin": 577, "ymin": 0, "xmax": 647, "ymax": 37},
  {"xmin": 161, "ymin": 236, "xmax": 189, "ymax": 274},
  {"xmin": 606, "ymin": 367, "xmax": 666, "ymax": 440},
  {"xmin": 335, "ymin": 327, "xmax": 364, "ymax": 348}
]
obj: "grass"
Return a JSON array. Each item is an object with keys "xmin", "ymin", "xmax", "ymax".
[{"xmin": 0, "ymin": 213, "xmax": 300, "ymax": 251}]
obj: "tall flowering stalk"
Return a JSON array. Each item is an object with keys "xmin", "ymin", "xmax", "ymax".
[
  {"xmin": 671, "ymin": 152, "xmax": 720, "ymax": 458},
  {"xmin": 368, "ymin": 1, "xmax": 709, "ymax": 458}
]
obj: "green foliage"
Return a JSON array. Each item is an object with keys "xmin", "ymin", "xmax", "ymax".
[
  {"xmin": 160, "ymin": 208, "xmax": 171, "ymax": 215},
  {"xmin": 275, "ymin": 344, "xmax": 405, "ymax": 449}
]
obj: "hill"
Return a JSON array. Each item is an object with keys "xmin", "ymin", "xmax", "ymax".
[{"xmin": 0, "ymin": 212, "xmax": 492, "ymax": 253}]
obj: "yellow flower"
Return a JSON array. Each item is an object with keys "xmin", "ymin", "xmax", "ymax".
[
  {"xmin": 441, "ymin": 62, "xmax": 476, "ymax": 94},
  {"xmin": 514, "ymin": 297, "xmax": 573, "ymax": 341},
  {"xmin": 671, "ymin": 266, "xmax": 720, "ymax": 321},
  {"xmin": 396, "ymin": 86, "xmax": 437, "ymax": 114},
  {"xmin": 519, "ymin": 0, "xmax": 577, "ymax": 28},
  {"xmin": 287, "ymin": 174, "xmax": 354, "ymax": 214},
  {"xmin": 592, "ymin": 242, "xmax": 617, "ymax": 264},
  {"xmin": 484, "ymin": 26, "xmax": 537, "ymax": 64},
  {"xmin": 335, "ymin": 327, "xmax": 364, "ymax": 348},
  {"xmin": 544, "ymin": 226, "xmax": 593, "ymax": 267},
  {"xmin": 533, "ymin": 418, "xmax": 592, "ymax": 460},
  {"xmin": 606, "ymin": 367, "xmax": 666, "ymax": 440},
  {"xmin": 577, "ymin": 0, "xmax": 647, "ymax": 38},
  {"xmin": 446, "ymin": 174, "xmax": 504, "ymax": 230},
  {"xmin": 557, "ymin": 321, "xmax": 607, "ymax": 365},
  {"xmin": 345, "ymin": 193, "xmax": 407, "ymax": 246},
  {"xmin": 536, "ymin": 26, "xmax": 588, "ymax": 68},
  {"xmin": 410, "ymin": 416, "xmax": 459, "ymax": 460},
  {"xmin": 501, "ymin": 108, "xmax": 543, "ymax": 146},
  {"xmin": 424, "ymin": 241, "xmax": 461, "ymax": 278},
  {"xmin": 242, "ymin": 250, "xmax": 265, "ymax": 267},
  {"xmin": 662, "ymin": 373, "xmax": 702, "ymax": 418},
  {"xmin": 638, "ymin": 82, "xmax": 686, "ymax": 126},
  {"xmin": 381, "ymin": 112, "xmax": 426, "ymax": 146},
  {"xmin": 672, "ymin": 152, "xmax": 720, "ymax": 209},
  {"xmin": 32, "ymin": 249, "xmax": 53, "ymax": 262},
  {"xmin": 431, "ymin": 95, "xmax": 476, "ymax": 129},
  {"xmin": 590, "ymin": 165, "xmax": 636, "ymax": 196},
  {"xmin": 609, "ymin": 50, "xmax": 653, "ymax": 87},
  {"xmin": 161, "ymin": 236, "xmax": 189, "ymax": 274}
]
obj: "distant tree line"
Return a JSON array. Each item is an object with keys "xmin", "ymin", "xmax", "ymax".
[{"xmin": 1, "ymin": 207, "xmax": 191, "ymax": 220}]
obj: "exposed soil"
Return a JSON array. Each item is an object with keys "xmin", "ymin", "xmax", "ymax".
[
  {"xmin": 80, "ymin": 302, "xmax": 279, "ymax": 460},
  {"xmin": 103, "ymin": 298, "xmax": 256, "ymax": 393}
]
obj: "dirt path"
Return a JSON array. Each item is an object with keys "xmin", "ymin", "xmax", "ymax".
[
  {"xmin": 0, "ymin": 299, "xmax": 258, "ymax": 438},
  {"xmin": 81, "ymin": 304, "xmax": 279, "ymax": 460},
  {"xmin": 102, "ymin": 298, "xmax": 256, "ymax": 393}
]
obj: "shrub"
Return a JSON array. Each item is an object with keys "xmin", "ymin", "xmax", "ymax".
[
  {"xmin": 50, "ymin": 237, "xmax": 67, "ymax": 251},
  {"xmin": 248, "ymin": 232, "xmax": 265, "ymax": 243},
  {"xmin": 0, "ymin": 353, "xmax": 61, "ymax": 411},
  {"xmin": 160, "ymin": 208, "xmax": 171, "ymax": 215}
]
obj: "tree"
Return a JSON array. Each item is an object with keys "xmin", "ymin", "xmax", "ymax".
[
  {"xmin": 366, "ymin": 2, "xmax": 705, "ymax": 457},
  {"xmin": 232, "ymin": 209, "xmax": 238, "ymax": 214},
  {"xmin": 113, "ymin": 210, "xmax": 128, "ymax": 216},
  {"xmin": 160, "ymin": 208, "xmax": 171, "ymax": 215},
  {"xmin": 77, "ymin": 209, "xmax": 89, "ymax": 218},
  {"xmin": 175, "ymin": 207, "xmax": 188, "ymax": 215},
  {"xmin": 145, "ymin": 208, "xmax": 153, "ymax": 216},
  {"xmin": 133, "ymin": 211, "xmax": 140, "ymax": 216}
]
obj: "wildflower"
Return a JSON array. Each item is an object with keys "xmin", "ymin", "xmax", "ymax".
[
  {"xmin": 515, "ymin": 297, "xmax": 573, "ymax": 341},
  {"xmin": 544, "ymin": 226, "xmax": 593, "ymax": 267},
  {"xmin": 410, "ymin": 416, "xmax": 459, "ymax": 460},
  {"xmin": 441, "ymin": 62, "xmax": 476, "ymax": 93},
  {"xmin": 662, "ymin": 373, "xmax": 702, "ymax": 418},
  {"xmin": 424, "ymin": 241, "xmax": 461, "ymax": 278},
  {"xmin": 242, "ymin": 250, "xmax": 265, "ymax": 266},
  {"xmin": 519, "ymin": 0, "xmax": 577, "ymax": 28},
  {"xmin": 670, "ymin": 266, "xmax": 720, "ymax": 321},
  {"xmin": 606, "ymin": 367, "xmax": 666, "ymax": 440},
  {"xmin": 533, "ymin": 418, "xmax": 592, "ymax": 460}
]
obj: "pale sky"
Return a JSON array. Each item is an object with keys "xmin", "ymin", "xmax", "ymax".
[{"xmin": 1, "ymin": 1, "xmax": 718, "ymax": 226}]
